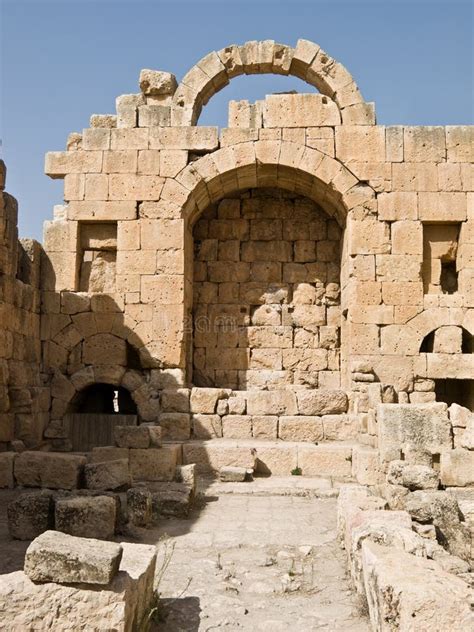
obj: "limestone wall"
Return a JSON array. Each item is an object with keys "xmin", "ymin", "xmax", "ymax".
[
  {"xmin": 0, "ymin": 161, "xmax": 48, "ymax": 448},
  {"xmin": 193, "ymin": 189, "xmax": 341, "ymax": 389},
  {"xmin": 36, "ymin": 38, "xmax": 473, "ymax": 429}
]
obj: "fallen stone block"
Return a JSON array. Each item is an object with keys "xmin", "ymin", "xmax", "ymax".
[
  {"xmin": 84, "ymin": 459, "xmax": 131, "ymax": 491},
  {"xmin": 114, "ymin": 425, "xmax": 150, "ymax": 449},
  {"xmin": 405, "ymin": 489, "xmax": 471, "ymax": 561},
  {"xmin": 0, "ymin": 452, "xmax": 16, "ymax": 488},
  {"xmin": 387, "ymin": 460, "xmax": 439, "ymax": 490},
  {"xmin": 362, "ymin": 541, "xmax": 474, "ymax": 631},
  {"xmin": 129, "ymin": 444, "xmax": 181, "ymax": 482},
  {"xmin": 441, "ymin": 448, "xmax": 474, "ymax": 486},
  {"xmin": 90, "ymin": 446, "xmax": 129, "ymax": 463},
  {"xmin": 219, "ymin": 466, "xmax": 249, "ymax": 482},
  {"xmin": 0, "ymin": 542, "xmax": 156, "ymax": 631},
  {"xmin": 120, "ymin": 542, "xmax": 157, "ymax": 628},
  {"xmin": 348, "ymin": 510, "xmax": 425, "ymax": 594},
  {"xmin": 24, "ymin": 530, "xmax": 122, "ymax": 585},
  {"xmin": 150, "ymin": 482, "xmax": 193, "ymax": 518},
  {"xmin": 55, "ymin": 496, "xmax": 117, "ymax": 539},
  {"xmin": 8, "ymin": 492, "xmax": 54, "ymax": 540},
  {"xmin": 127, "ymin": 487, "xmax": 152, "ymax": 527},
  {"xmin": 374, "ymin": 482, "xmax": 410, "ymax": 510},
  {"xmin": 14, "ymin": 452, "xmax": 86, "ymax": 490}
]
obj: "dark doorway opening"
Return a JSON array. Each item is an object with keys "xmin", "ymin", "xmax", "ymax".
[
  {"xmin": 71, "ymin": 383, "xmax": 137, "ymax": 415},
  {"xmin": 435, "ymin": 379, "xmax": 474, "ymax": 411}
]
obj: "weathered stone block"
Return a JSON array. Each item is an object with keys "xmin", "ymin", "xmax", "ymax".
[
  {"xmin": 0, "ymin": 542, "xmax": 155, "ymax": 631},
  {"xmin": 158, "ymin": 413, "xmax": 190, "ymax": 440},
  {"xmin": 192, "ymin": 414, "xmax": 222, "ymax": 439},
  {"xmin": 0, "ymin": 452, "xmax": 15, "ymax": 488},
  {"xmin": 114, "ymin": 425, "xmax": 150, "ymax": 449},
  {"xmin": 263, "ymin": 94, "xmax": 340, "ymax": 127},
  {"xmin": 386, "ymin": 460, "xmax": 439, "ymax": 490},
  {"xmin": 278, "ymin": 416, "xmax": 323, "ymax": 442},
  {"xmin": 297, "ymin": 444, "xmax": 352, "ymax": 478},
  {"xmin": 129, "ymin": 445, "xmax": 181, "ymax": 482},
  {"xmin": 252, "ymin": 415, "xmax": 278, "ymax": 439},
  {"xmin": 296, "ymin": 390, "xmax": 348, "ymax": 415},
  {"xmin": 24, "ymin": 530, "xmax": 122, "ymax": 585},
  {"xmin": 84, "ymin": 459, "xmax": 131, "ymax": 491},
  {"xmin": 378, "ymin": 403, "xmax": 452, "ymax": 463},
  {"xmin": 182, "ymin": 440, "xmax": 256, "ymax": 474},
  {"xmin": 247, "ymin": 390, "xmax": 297, "ymax": 415},
  {"xmin": 254, "ymin": 443, "xmax": 298, "ymax": 476},
  {"xmin": 55, "ymin": 496, "xmax": 117, "ymax": 540},
  {"xmin": 222, "ymin": 415, "xmax": 252, "ymax": 439},
  {"xmin": 14, "ymin": 452, "xmax": 86, "ymax": 490},
  {"xmin": 440, "ymin": 449, "xmax": 474, "ymax": 487},
  {"xmin": 8, "ymin": 492, "xmax": 54, "ymax": 540},
  {"xmin": 127, "ymin": 487, "xmax": 152, "ymax": 527},
  {"xmin": 90, "ymin": 446, "xmax": 129, "ymax": 463},
  {"xmin": 362, "ymin": 541, "xmax": 473, "ymax": 631},
  {"xmin": 220, "ymin": 466, "xmax": 248, "ymax": 482}
]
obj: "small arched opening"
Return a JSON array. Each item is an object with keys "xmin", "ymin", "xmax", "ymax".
[
  {"xmin": 67, "ymin": 383, "xmax": 138, "ymax": 451},
  {"xmin": 70, "ymin": 383, "xmax": 138, "ymax": 415}
]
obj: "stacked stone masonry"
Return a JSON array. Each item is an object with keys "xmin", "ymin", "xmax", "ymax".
[{"xmin": 0, "ymin": 39, "xmax": 472, "ymax": 494}]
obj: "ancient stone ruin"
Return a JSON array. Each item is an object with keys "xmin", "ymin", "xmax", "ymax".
[{"xmin": 0, "ymin": 39, "xmax": 473, "ymax": 630}]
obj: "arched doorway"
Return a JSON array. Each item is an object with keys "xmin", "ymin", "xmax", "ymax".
[{"xmin": 66, "ymin": 383, "xmax": 138, "ymax": 451}]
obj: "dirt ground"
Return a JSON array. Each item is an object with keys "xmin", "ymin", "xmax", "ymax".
[{"xmin": 0, "ymin": 480, "xmax": 370, "ymax": 631}]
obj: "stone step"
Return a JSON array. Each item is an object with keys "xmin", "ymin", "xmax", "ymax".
[
  {"xmin": 176, "ymin": 439, "xmax": 361, "ymax": 479},
  {"xmin": 199, "ymin": 475, "xmax": 341, "ymax": 498}
]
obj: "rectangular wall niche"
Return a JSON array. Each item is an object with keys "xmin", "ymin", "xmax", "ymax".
[
  {"xmin": 422, "ymin": 223, "xmax": 460, "ymax": 294},
  {"xmin": 79, "ymin": 222, "xmax": 117, "ymax": 292}
]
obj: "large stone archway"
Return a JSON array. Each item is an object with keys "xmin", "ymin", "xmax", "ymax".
[{"xmin": 171, "ymin": 39, "xmax": 374, "ymax": 126}]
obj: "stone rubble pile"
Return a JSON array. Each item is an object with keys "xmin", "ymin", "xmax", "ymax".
[
  {"xmin": 5, "ymin": 427, "xmax": 197, "ymax": 539},
  {"xmin": 0, "ymin": 530, "xmax": 157, "ymax": 631}
]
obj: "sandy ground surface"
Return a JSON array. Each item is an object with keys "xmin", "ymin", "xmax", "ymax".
[{"xmin": 0, "ymin": 481, "xmax": 370, "ymax": 631}]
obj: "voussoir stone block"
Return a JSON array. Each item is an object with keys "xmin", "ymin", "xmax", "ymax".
[
  {"xmin": 14, "ymin": 452, "xmax": 86, "ymax": 490},
  {"xmin": 24, "ymin": 530, "xmax": 122, "ymax": 585}
]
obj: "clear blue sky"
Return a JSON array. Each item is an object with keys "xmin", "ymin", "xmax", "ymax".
[{"xmin": 1, "ymin": 0, "xmax": 473, "ymax": 241}]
